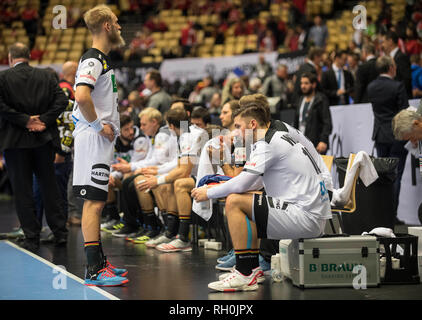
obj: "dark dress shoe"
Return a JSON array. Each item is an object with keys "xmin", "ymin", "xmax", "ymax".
[
  {"xmin": 22, "ymin": 239, "xmax": 40, "ymax": 252},
  {"xmin": 54, "ymin": 235, "xmax": 68, "ymax": 247}
]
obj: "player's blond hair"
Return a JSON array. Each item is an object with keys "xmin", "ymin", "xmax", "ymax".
[
  {"xmin": 83, "ymin": 5, "xmax": 114, "ymax": 35},
  {"xmin": 139, "ymin": 107, "xmax": 163, "ymax": 124}
]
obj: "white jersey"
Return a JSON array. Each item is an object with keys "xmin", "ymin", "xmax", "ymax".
[
  {"xmin": 72, "ymin": 48, "xmax": 120, "ymax": 137},
  {"xmin": 272, "ymin": 120, "xmax": 333, "ymax": 191},
  {"xmin": 243, "ymin": 127, "xmax": 331, "ymax": 220},
  {"xmin": 207, "ymin": 121, "xmax": 331, "ymax": 220},
  {"xmin": 178, "ymin": 124, "xmax": 209, "ymax": 177},
  {"xmin": 130, "ymin": 125, "xmax": 179, "ymax": 172}
]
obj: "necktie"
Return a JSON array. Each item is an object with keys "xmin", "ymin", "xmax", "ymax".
[{"xmin": 337, "ymin": 69, "xmax": 342, "ymax": 89}]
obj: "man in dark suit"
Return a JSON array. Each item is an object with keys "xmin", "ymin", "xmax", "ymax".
[
  {"xmin": 381, "ymin": 30, "xmax": 413, "ymax": 99},
  {"xmin": 293, "ymin": 47, "xmax": 324, "ymax": 98},
  {"xmin": 294, "ymin": 72, "xmax": 332, "ymax": 154},
  {"xmin": 367, "ymin": 55, "xmax": 409, "ymax": 225},
  {"xmin": 321, "ymin": 50, "xmax": 354, "ymax": 106},
  {"xmin": 0, "ymin": 43, "xmax": 68, "ymax": 251},
  {"xmin": 354, "ymin": 43, "xmax": 378, "ymax": 103}
]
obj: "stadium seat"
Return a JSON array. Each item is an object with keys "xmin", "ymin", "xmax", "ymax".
[{"xmin": 142, "ymin": 56, "xmax": 154, "ymax": 64}]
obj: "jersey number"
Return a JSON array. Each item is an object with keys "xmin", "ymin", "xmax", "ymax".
[{"xmin": 281, "ymin": 135, "xmax": 321, "ymax": 174}]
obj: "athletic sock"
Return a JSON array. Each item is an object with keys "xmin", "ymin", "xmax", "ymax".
[
  {"xmin": 144, "ymin": 212, "xmax": 159, "ymax": 230},
  {"xmin": 165, "ymin": 213, "xmax": 179, "ymax": 238},
  {"xmin": 235, "ymin": 249, "xmax": 260, "ymax": 276},
  {"xmin": 102, "ymin": 203, "xmax": 120, "ymax": 220},
  {"xmin": 84, "ymin": 241, "xmax": 102, "ymax": 270},
  {"xmin": 178, "ymin": 215, "xmax": 191, "ymax": 243}
]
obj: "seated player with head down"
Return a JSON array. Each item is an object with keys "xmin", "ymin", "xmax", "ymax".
[{"xmin": 192, "ymin": 94, "xmax": 332, "ymax": 292}]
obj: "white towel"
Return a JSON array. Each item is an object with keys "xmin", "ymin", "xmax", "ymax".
[
  {"xmin": 192, "ymin": 137, "xmax": 231, "ymax": 221},
  {"xmin": 331, "ymin": 151, "xmax": 378, "ymax": 207}
]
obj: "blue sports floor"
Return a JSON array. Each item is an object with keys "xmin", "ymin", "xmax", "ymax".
[{"xmin": 0, "ymin": 241, "xmax": 117, "ymax": 300}]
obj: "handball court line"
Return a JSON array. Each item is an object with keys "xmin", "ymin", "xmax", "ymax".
[{"xmin": 0, "ymin": 240, "xmax": 119, "ymax": 300}]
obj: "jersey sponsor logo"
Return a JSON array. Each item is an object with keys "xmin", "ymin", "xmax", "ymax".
[
  {"xmin": 245, "ymin": 161, "xmax": 256, "ymax": 167},
  {"xmin": 91, "ymin": 164, "xmax": 109, "ymax": 185}
]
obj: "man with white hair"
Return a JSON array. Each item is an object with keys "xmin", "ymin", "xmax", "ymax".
[{"xmin": 392, "ymin": 106, "xmax": 422, "ymax": 144}]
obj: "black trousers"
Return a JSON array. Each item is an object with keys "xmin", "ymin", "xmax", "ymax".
[
  {"xmin": 121, "ymin": 173, "xmax": 143, "ymax": 228},
  {"xmin": 3, "ymin": 142, "xmax": 68, "ymax": 241},
  {"xmin": 375, "ymin": 140, "xmax": 408, "ymax": 218}
]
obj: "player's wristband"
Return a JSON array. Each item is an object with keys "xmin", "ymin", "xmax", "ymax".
[
  {"xmin": 89, "ymin": 118, "xmax": 104, "ymax": 132},
  {"xmin": 157, "ymin": 175, "xmax": 167, "ymax": 185}
]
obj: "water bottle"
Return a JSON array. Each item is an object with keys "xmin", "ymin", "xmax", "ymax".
[
  {"xmin": 233, "ymin": 136, "xmax": 246, "ymax": 167},
  {"xmin": 271, "ymin": 254, "xmax": 284, "ymax": 282}
]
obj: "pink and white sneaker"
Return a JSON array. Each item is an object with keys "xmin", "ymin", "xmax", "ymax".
[
  {"xmin": 208, "ymin": 268, "xmax": 260, "ymax": 292},
  {"xmin": 155, "ymin": 238, "xmax": 192, "ymax": 252},
  {"xmin": 218, "ymin": 266, "xmax": 265, "ymax": 284}
]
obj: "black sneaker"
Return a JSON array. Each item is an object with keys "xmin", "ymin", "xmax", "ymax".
[
  {"xmin": 125, "ymin": 226, "xmax": 147, "ymax": 242},
  {"xmin": 132, "ymin": 228, "xmax": 161, "ymax": 244},
  {"xmin": 112, "ymin": 224, "xmax": 139, "ymax": 238}
]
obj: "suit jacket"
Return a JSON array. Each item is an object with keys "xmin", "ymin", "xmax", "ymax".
[
  {"xmin": 294, "ymin": 91, "xmax": 332, "ymax": 148},
  {"xmin": 321, "ymin": 68, "xmax": 354, "ymax": 106},
  {"xmin": 0, "ymin": 62, "xmax": 67, "ymax": 151},
  {"xmin": 367, "ymin": 75, "xmax": 409, "ymax": 144},
  {"xmin": 393, "ymin": 49, "xmax": 413, "ymax": 99},
  {"xmin": 354, "ymin": 58, "xmax": 378, "ymax": 103}
]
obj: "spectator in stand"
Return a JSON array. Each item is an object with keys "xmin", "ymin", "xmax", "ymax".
[
  {"xmin": 197, "ymin": 76, "xmax": 218, "ymax": 107},
  {"xmin": 144, "ymin": 69, "xmax": 172, "ymax": 114},
  {"xmin": 346, "ymin": 52, "xmax": 360, "ymax": 82},
  {"xmin": 284, "ymin": 27, "xmax": 299, "ymax": 52},
  {"xmin": 293, "ymin": 47, "xmax": 324, "ymax": 98},
  {"xmin": 321, "ymin": 50, "xmax": 354, "ymax": 106},
  {"xmin": 30, "ymin": 43, "xmax": 44, "ymax": 63},
  {"xmin": 189, "ymin": 81, "xmax": 204, "ymax": 104},
  {"xmin": 381, "ymin": 30, "xmax": 413, "ymax": 98},
  {"xmin": 308, "ymin": 15, "xmax": 328, "ymax": 48},
  {"xmin": 259, "ymin": 29, "xmax": 277, "ymax": 52},
  {"xmin": 255, "ymin": 54, "xmax": 273, "ymax": 81},
  {"xmin": 21, "ymin": 3, "xmax": 38, "ymax": 39},
  {"xmin": 405, "ymin": 25, "xmax": 422, "ymax": 56},
  {"xmin": 355, "ymin": 43, "xmax": 378, "ymax": 103},
  {"xmin": 411, "ymin": 54, "xmax": 422, "ymax": 98},
  {"xmin": 260, "ymin": 64, "xmax": 288, "ymax": 100},
  {"xmin": 249, "ymin": 77, "xmax": 262, "ymax": 94},
  {"xmin": 296, "ymin": 24, "xmax": 308, "ymax": 50},
  {"xmin": 208, "ymin": 92, "xmax": 222, "ymax": 125},
  {"xmin": 221, "ymin": 78, "xmax": 246, "ymax": 105},
  {"xmin": 181, "ymin": 22, "xmax": 197, "ymax": 57}
]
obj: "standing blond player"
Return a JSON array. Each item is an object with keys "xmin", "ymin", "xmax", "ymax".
[{"xmin": 72, "ymin": 5, "xmax": 128, "ymax": 286}]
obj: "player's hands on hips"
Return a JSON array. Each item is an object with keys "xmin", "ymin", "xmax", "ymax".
[
  {"xmin": 136, "ymin": 175, "xmax": 157, "ymax": 191},
  {"xmin": 191, "ymin": 186, "xmax": 209, "ymax": 202},
  {"xmin": 100, "ymin": 123, "xmax": 115, "ymax": 142}
]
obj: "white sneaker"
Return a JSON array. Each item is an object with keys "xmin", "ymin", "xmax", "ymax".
[
  {"xmin": 145, "ymin": 234, "xmax": 174, "ymax": 248},
  {"xmin": 218, "ymin": 266, "xmax": 265, "ymax": 284},
  {"xmin": 156, "ymin": 238, "xmax": 192, "ymax": 252},
  {"xmin": 208, "ymin": 268, "xmax": 259, "ymax": 292},
  {"xmin": 101, "ymin": 219, "xmax": 118, "ymax": 230}
]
